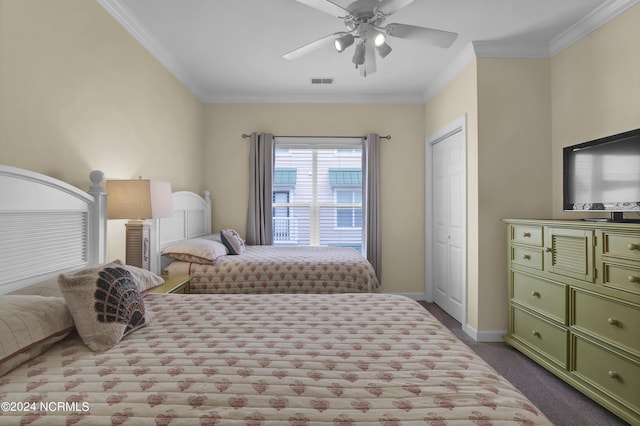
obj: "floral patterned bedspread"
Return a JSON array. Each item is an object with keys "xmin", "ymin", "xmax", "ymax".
[
  {"xmin": 166, "ymin": 245, "xmax": 380, "ymax": 293},
  {"xmin": 0, "ymin": 294, "xmax": 551, "ymax": 425}
]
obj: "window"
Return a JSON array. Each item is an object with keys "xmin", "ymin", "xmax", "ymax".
[
  {"xmin": 273, "ymin": 191, "xmax": 291, "ymax": 242},
  {"xmin": 335, "ymin": 189, "xmax": 362, "ymax": 228},
  {"xmin": 273, "ymin": 168, "xmax": 297, "ymax": 243},
  {"xmin": 272, "ymin": 137, "xmax": 363, "ymax": 251}
]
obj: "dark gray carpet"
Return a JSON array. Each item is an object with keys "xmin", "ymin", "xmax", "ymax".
[{"xmin": 418, "ymin": 302, "xmax": 629, "ymax": 426}]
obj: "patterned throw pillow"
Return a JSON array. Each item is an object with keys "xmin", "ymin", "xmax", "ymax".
[
  {"xmin": 220, "ymin": 229, "xmax": 246, "ymax": 255},
  {"xmin": 58, "ymin": 261, "xmax": 152, "ymax": 352}
]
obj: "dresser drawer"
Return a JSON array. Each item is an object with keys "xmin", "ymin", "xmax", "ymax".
[
  {"xmin": 601, "ymin": 232, "xmax": 640, "ymax": 262},
  {"xmin": 572, "ymin": 289, "xmax": 640, "ymax": 354},
  {"xmin": 512, "ymin": 306, "xmax": 568, "ymax": 368},
  {"xmin": 512, "ymin": 271, "xmax": 566, "ymax": 323},
  {"xmin": 601, "ymin": 261, "xmax": 640, "ymax": 295},
  {"xmin": 573, "ymin": 335, "xmax": 640, "ymax": 414},
  {"xmin": 511, "ymin": 225, "xmax": 543, "ymax": 246},
  {"xmin": 511, "ymin": 246, "xmax": 543, "ymax": 270}
]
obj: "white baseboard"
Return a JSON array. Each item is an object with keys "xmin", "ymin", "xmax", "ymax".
[
  {"xmin": 388, "ymin": 294, "xmax": 507, "ymax": 343},
  {"xmin": 463, "ymin": 324, "xmax": 507, "ymax": 343}
]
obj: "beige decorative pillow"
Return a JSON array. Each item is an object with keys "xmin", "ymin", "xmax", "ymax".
[
  {"xmin": 58, "ymin": 262, "xmax": 152, "ymax": 352},
  {"xmin": 0, "ymin": 295, "xmax": 74, "ymax": 376},
  {"xmin": 118, "ymin": 262, "xmax": 164, "ymax": 293},
  {"xmin": 162, "ymin": 238, "xmax": 228, "ymax": 264},
  {"xmin": 220, "ymin": 229, "xmax": 246, "ymax": 255}
]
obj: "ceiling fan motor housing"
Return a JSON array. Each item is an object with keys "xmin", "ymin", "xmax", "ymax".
[{"xmin": 344, "ymin": 0, "xmax": 386, "ymax": 31}]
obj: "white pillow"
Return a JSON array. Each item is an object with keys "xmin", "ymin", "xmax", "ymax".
[{"xmin": 162, "ymin": 238, "xmax": 228, "ymax": 264}]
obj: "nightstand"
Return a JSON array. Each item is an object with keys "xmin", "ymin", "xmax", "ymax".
[{"xmin": 150, "ymin": 275, "xmax": 193, "ymax": 294}]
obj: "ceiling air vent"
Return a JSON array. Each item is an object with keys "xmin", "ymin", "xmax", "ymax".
[{"xmin": 311, "ymin": 78, "xmax": 334, "ymax": 85}]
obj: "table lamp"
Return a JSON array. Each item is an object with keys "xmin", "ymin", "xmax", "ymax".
[{"xmin": 106, "ymin": 178, "xmax": 173, "ymax": 270}]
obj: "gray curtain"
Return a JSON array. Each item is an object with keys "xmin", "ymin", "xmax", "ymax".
[
  {"xmin": 363, "ymin": 133, "xmax": 381, "ymax": 284},
  {"xmin": 246, "ymin": 132, "xmax": 274, "ymax": 245}
]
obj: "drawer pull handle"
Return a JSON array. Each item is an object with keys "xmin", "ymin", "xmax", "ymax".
[
  {"xmin": 523, "ymin": 254, "xmax": 531, "ymax": 260},
  {"xmin": 523, "ymin": 232, "xmax": 531, "ymax": 238},
  {"xmin": 628, "ymin": 243, "xmax": 640, "ymax": 250},
  {"xmin": 532, "ymin": 330, "xmax": 541, "ymax": 337},
  {"xmin": 544, "ymin": 247, "xmax": 553, "ymax": 253},
  {"xmin": 607, "ymin": 318, "xmax": 618, "ymax": 326},
  {"xmin": 531, "ymin": 291, "xmax": 540, "ymax": 297},
  {"xmin": 628, "ymin": 275, "xmax": 640, "ymax": 283},
  {"xmin": 607, "ymin": 370, "xmax": 619, "ymax": 379}
]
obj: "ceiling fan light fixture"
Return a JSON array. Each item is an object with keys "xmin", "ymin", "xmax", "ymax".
[
  {"xmin": 352, "ymin": 41, "xmax": 366, "ymax": 65},
  {"xmin": 376, "ymin": 41, "xmax": 392, "ymax": 58},
  {"xmin": 334, "ymin": 33, "xmax": 355, "ymax": 52},
  {"xmin": 373, "ymin": 32, "xmax": 386, "ymax": 47}
]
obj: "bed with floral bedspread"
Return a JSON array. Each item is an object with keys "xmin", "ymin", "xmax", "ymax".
[
  {"xmin": 0, "ymin": 292, "xmax": 551, "ymax": 425},
  {"xmin": 165, "ymin": 245, "xmax": 380, "ymax": 294}
]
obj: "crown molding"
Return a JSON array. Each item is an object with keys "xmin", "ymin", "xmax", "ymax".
[
  {"xmin": 549, "ymin": 0, "xmax": 640, "ymax": 56},
  {"xmin": 96, "ymin": 0, "xmax": 207, "ymax": 100},
  {"xmin": 204, "ymin": 93, "xmax": 426, "ymax": 104},
  {"xmin": 423, "ymin": 0, "xmax": 639, "ymax": 103}
]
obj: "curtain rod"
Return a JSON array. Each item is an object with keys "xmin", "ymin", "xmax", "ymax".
[{"xmin": 241, "ymin": 133, "xmax": 391, "ymax": 140}]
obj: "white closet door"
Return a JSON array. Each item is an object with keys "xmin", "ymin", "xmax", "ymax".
[{"xmin": 432, "ymin": 129, "xmax": 466, "ymax": 322}]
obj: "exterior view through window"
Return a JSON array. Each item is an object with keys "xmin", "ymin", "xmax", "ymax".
[{"xmin": 273, "ymin": 137, "xmax": 363, "ymax": 252}]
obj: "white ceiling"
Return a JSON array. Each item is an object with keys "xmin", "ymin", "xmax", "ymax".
[{"xmin": 98, "ymin": 0, "xmax": 637, "ymax": 103}]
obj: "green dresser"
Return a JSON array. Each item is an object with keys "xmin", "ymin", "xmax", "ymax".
[{"xmin": 503, "ymin": 219, "xmax": 640, "ymax": 424}]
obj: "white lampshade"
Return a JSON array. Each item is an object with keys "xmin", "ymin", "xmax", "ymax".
[
  {"xmin": 335, "ymin": 33, "xmax": 354, "ymax": 52},
  {"xmin": 106, "ymin": 179, "xmax": 173, "ymax": 220}
]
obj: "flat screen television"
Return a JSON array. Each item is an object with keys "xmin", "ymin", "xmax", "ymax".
[{"xmin": 563, "ymin": 128, "xmax": 640, "ymax": 222}]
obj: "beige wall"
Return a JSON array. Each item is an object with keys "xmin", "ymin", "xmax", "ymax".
[
  {"xmin": 0, "ymin": 0, "xmax": 205, "ymax": 261},
  {"xmin": 424, "ymin": 62, "xmax": 480, "ymax": 328},
  {"xmin": 425, "ymin": 58, "xmax": 553, "ymax": 333},
  {"xmin": 476, "ymin": 58, "xmax": 552, "ymax": 331},
  {"xmin": 551, "ymin": 3, "xmax": 640, "ymax": 218},
  {"xmin": 204, "ymin": 103, "xmax": 426, "ymax": 293}
]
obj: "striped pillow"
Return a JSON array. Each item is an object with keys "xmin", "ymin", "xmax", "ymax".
[{"xmin": 0, "ymin": 295, "xmax": 73, "ymax": 376}]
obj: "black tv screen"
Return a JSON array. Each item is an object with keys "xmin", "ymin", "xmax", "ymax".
[{"xmin": 563, "ymin": 128, "xmax": 640, "ymax": 215}]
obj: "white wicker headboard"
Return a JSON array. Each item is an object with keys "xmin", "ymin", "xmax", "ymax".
[
  {"xmin": 151, "ymin": 190, "xmax": 211, "ymax": 274},
  {"xmin": 0, "ymin": 165, "xmax": 107, "ymax": 294}
]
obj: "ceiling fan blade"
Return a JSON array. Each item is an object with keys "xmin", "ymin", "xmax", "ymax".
[
  {"xmin": 283, "ymin": 32, "xmax": 345, "ymax": 60},
  {"xmin": 385, "ymin": 23, "xmax": 458, "ymax": 48},
  {"xmin": 376, "ymin": 0, "xmax": 417, "ymax": 15},
  {"xmin": 295, "ymin": 0, "xmax": 350, "ymax": 17}
]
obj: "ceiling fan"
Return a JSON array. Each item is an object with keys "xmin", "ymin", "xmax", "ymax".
[{"xmin": 283, "ymin": 0, "xmax": 458, "ymax": 77}]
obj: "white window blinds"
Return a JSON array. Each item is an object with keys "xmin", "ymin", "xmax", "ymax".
[{"xmin": 273, "ymin": 137, "xmax": 363, "ymax": 252}]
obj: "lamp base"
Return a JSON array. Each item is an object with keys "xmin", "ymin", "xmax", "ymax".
[{"xmin": 125, "ymin": 220, "xmax": 151, "ymax": 270}]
